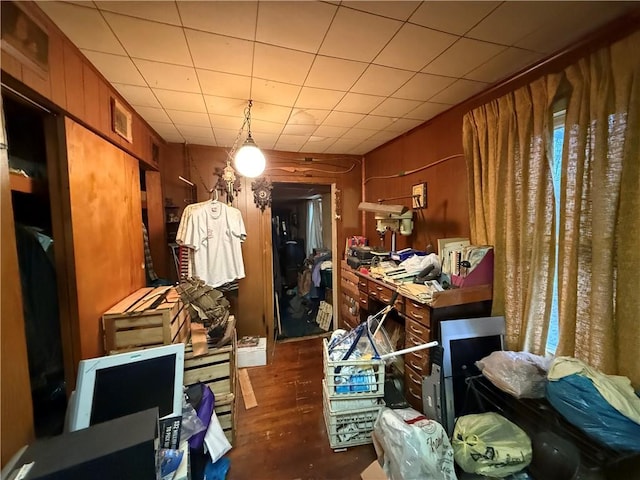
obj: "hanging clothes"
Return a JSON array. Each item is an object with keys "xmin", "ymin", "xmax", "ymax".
[{"xmin": 176, "ymin": 201, "xmax": 247, "ymax": 288}]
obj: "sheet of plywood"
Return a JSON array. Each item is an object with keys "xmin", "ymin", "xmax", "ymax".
[{"xmin": 238, "ymin": 368, "xmax": 257, "ymax": 410}]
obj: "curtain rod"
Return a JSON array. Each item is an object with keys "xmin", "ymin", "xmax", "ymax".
[{"xmin": 364, "ymin": 153, "xmax": 464, "ymax": 184}]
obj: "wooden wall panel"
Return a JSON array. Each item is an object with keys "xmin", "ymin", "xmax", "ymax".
[
  {"xmin": 47, "ymin": 31, "xmax": 66, "ymax": 109},
  {"xmin": 1, "ymin": 97, "xmax": 35, "ymax": 467},
  {"xmin": 1, "ymin": 49, "xmax": 22, "ymax": 81},
  {"xmin": 65, "ymin": 118, "xmax": 145, "ymax": 359},
  {"xmin": 145, "ymin": 170, "xmax": 168, "ymax": 278},
  {"xmin": 82, "ymin": 63, "xmax": 100, "ymax": 130},
  {"xmin": 62, "ymin": 41, "xmax": 84, "ymax": 120}
]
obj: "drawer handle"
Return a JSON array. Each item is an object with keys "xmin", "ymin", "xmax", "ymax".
[
  {"xmin": 376, "ymin": 286, "xmax": 383, "ymax": 291},
  {"xmin": 370, "ymin": 291, "xmax": 377, "ymax": 297},
  {"xmin": 411, "ymin": 302, "xmax": 423, "ymax": 309},
  {"xmin": 409, "ymin": 389, "xmax": 421, "ymax": 400},
  {"xmin": 409, "ymin": 372, "xmax": 421, "ymax": 384},
  {"xmin": 409, "ymin": 360, "xmax": 422, "ymax": 371},
  {"xmin": 360, "ymin": 299, "xmax": 367, "ymax": 304},
  {"xmin": 409, "ymin": 325, "xmax": 424, "ymax": 335},
  {"xmin": 410, "ymin": 310, "xmax": 423, "ymax": 319}
]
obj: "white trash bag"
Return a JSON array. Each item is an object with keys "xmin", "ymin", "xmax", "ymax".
[
  {"xmin": 452, "ymin": 412, "xmax": 531, "ymax": 478},
  {"xmin": 374, "ymin": 407, "xmax": 457, "ymax": 480}
]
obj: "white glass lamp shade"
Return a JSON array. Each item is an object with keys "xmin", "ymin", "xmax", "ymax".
[{"xmin": 234, "ymin": 136, "xmax": 265, "ymax": 178}]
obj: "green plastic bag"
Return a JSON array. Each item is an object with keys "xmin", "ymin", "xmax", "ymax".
[{"xmin": 452, "ymin": 412, "xmax": 532, "ymax": 478}]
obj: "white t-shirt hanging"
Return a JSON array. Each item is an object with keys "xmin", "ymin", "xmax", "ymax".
[{"xmin": 182, "ymin": 202, "xmax": 246, "ymax": 287}]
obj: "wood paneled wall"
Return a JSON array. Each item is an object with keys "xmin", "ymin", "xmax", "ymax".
[
  {"xmin": 65, "ymin": 118, "xmax": 145, "ymax": 360},
  {"xmin": 161, "ymin": 145, "xmax": 362, "ymax": 353},
  {"xmin": 1, "ymin": 97, "xmax": 34, "ymax": 467}
]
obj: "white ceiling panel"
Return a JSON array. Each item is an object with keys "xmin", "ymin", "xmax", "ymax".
[
  {"xmin": 393, "ymin": 73, "xmax": 456, "ymax": 101},
  {"xmin": 197, "ymin": 70, "xmax": 252, "ymax": 99},
  {"xmin": 319, "ymin": 7, "xmax": 402, "ymax": 62},
  {"xmin": 252, "ymin": 44, "xmax": 315, "ymax": 85},
  {"xmin": 409, "ymin": 1, "xmax": 500, "ymax": 35},
  {"xmin": 103, "ymin": 12, "xmax": 190, "ymax": 65},
  {"xmin": 95, "ymin": 1, "xmax": 181, "ymax": 26},
  {"xmin": 37, "ymin": 2, "xmax": 125, "ymax": 54},
  {"xmin": 422, "ymin": 38, "xmax": 506, "ymax": 78},
  {"xmin": 374, "ymin": 23, "xmax": 458, "ymax": 71},
  {"xmin": 81, "ymin": 51, "xmax": 146, "ymax": 86},
  {"xmin": 134, "ymin": 60, "xmax": 200, "ymax": 93},
  {"xmin": 256, "ymin": 2, "xmax": 337, "ymax": 53},
  {"xmin": 186, "ymin": 29, "xmax": 254, "ymax": 76},
  {"xmin": 41, "ymin": 0, "xmax": 634, "ymax": 156},
  {"xmin": 177, "ymin": 2, "xmax": 258, "ymax": 41}
]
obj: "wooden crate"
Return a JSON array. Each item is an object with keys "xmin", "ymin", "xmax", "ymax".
[
  {"xmin": 102, "ymin": 286, "xmax": 191, "ymax": 354},
  {"xmin": 183, "ymin": 331, "xmax": 236, "ymax": 399},
  {"xmin": 214, "ymin": 392, "xmax": 236, "ymax": 445}
]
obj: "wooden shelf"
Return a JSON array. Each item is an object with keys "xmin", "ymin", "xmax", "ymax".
[{"xmin": 9, "ymin": 172, "xmax": 48, "ymax": 195}]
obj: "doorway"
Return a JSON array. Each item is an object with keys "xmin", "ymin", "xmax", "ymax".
[{"xmin": 271, "ymin": 182, "xmax": 334, "ymax": 340}]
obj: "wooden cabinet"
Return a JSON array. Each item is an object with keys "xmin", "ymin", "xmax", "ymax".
[{"xmin": 339, "ymin": 260, "xmax": 360, "ymax": 330}]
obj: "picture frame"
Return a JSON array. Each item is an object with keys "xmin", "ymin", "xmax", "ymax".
[
  {"xmin": 1, "ymin": 1, "xmax": 49, "ymax": 76},
  {"xmin": 412, "ymin": 182, "xmax": 427, "ymax": 209},
  {"xmin": 111, "ymin": 97, "xmax": 133, "ymax": 143}
]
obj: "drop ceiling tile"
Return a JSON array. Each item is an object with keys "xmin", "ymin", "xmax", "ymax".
[
  {"xmin": 385, "ymin": 118, "xmax": 424, "ymax": 133},
  {"xmin": 370, "ymin": 98, "xmax": 423, "ymax": 118},
  {"xmin": 305, "ymin": 56, "xmax": 368, "ymax": 91},
  {"xmin": 405, "ymin": 102, "xmax": 451, "ymax": 121},
  {"xmin": 429, "ymin": 78, "xmax": 488, "ymax": 105},
  {"xmin": 134, "ymin": 106, "xmax": 172, "ymax": 124},
  {"xmin": 252, "ymin": 132, "xmax": 280, "ymax": 146},
  {"xmin": 368, "ymin": 130, "xmax": 401, "ymax": 145},
  {"xmin": 289, "ymin": 109, "xmax": 330, "ymax": 126},
  {"xmin": 319, "ymin": 7, "xmax": 402, "ymax": 62},
  {"xmin": 466, "ymin": 2, "xmax": 559, "ymax": 46},
  {"xmin": 166, "ymin": 110, "xmax": 210, "ymax": 127},
  {"xmin": 334, "ymin": 93, "xmax": 385, "ymax": 114},
  {"xmin": 393, "ymin": 73, "xmax": 456, "ymax": 101},
  {"xmin": 177, "ymin": 1, "xmax": 258, "ymax": 41},
  {"xmin": 423, "ymin": 38, "xmax": 506, "ymax": 78},
  {"xmin": 197, "ymin": 70, "xmax": 251, "ymax": 99},
  {"xmin": 37, "ymin": 2, "xmax": 125, "ymax": 54},
  {"xmin": 299, "ymin": 138, "xmax": 338, "ymax": 153},
  {"xmin": 95, "ymin": 1, "xmax": 181, "ymax": 25},
  {"xmin": 342, "ymin": 1, "xmax": 420, "ymax": 21},
  {"xmin": 148, "ymin": 122, "xmax": 183, "ymax": 141},
  {"xmin": 409, "ymin": 1, "xmax": 500, "ymax": 35},
  {"xmin": 324, "ymin": 138, "xmax": 362, "ymax": 154},
  {"xmin": 204, "ymin": 96, "xmax": 247, "ymax": 116},
  {"xmin": 256, "ymin": 2, "xmax": 337, "ymax": 53},
  {"xmin": 356, "ymin": 115, "xmax": 395, "ymax": 130},
  {"xmin": 134, "ymin": 60, "xmax": 200, "ymax": 92},
  {"xmin": 186, "ymin": 30, "xmax": 254, "ymax": 76},
  {"xmin": 212, "ymin": 127, "xmax": 241, "ymax": 143},
  {"xmin": 102, "ymin": 12, "xmax": 190, "ymax": 65},
  {"xmin": 282, "ymin": 123, "xmax": 318, "ymax": 136},
  {"xmin": 252, "ymin": 44, "xmax": 315, "ymax": 85},
  {"xmin": 60, "ymin": 1, "xmax": 96, "ymax": 7},
  {"xmin": 465, "ymin": 47, "xmax": 543, "ymax": 84},
  {"xmin": 251, "ymin": 79, "xmax": 301, "ymax": 107},
  {"xmin": 112, "ymin": 83, "xmax": 161, "ymax": 107},
  {"xmin": 323, "ymin": 111, "xmax": 366, "ymax": 128},
  {"xmin": 210, "ymin": 114, "xmax": 244, "ymax": 131},
  {"xmin": 351, "ymin": 65, "xmax": 414, "ymax": 97},
  {"xmin": 81, "ymin": 50, "xmax": 146, "ymax": 86},
  {"xmin": 176, "ymin": 124, "xmax": 215, "ymax": 139},
  {"xmin": 184, "ymin": 136, "xmax": 218, "ymax": 147},
  {"xmin": 153, "ymin": 89, "xmax": 207, "ymax": 112},
  {"xmin": 250, "ymin": 119, "xmax": 285, "ymax": 135},
  {"xmin": 276, "ymin": 134, "xmax": 310, "ymax": 148},
  {"xmin": 294, "ymin": 87, "xmax": 345, "ymax": 110},
  {"xmin": 314, "ymin": 125, "xmax": 350, "ymax": 137},
  {"xmin": 343, "ymin": 127, "xmax": 377, "ymax": 141},
  {"xmin": 251, "ymin": 103, "xmax": 292, "ymax": 124},
  {"xmin": 374, "ymin": 23, "xmax": 458, "ymax": 71},
  {"xmin": 352, "ymin": 139, "xmax": 383, "ymax": 154}
]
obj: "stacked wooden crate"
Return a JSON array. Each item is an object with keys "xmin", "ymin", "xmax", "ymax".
[
  {"xmin": 340, "ymin": 260, "xmax": 360, "ymax": 330},
  {"xmin": 322, "ymin": 338, "xmax": 385, "ymax": 451},
  {"xmin": 102, "ymin": 286, "xmax": 190, "ymax": 354},
  {"xmin": 183, "ymin": 320, "xmax": 237, "ymax": 445}
]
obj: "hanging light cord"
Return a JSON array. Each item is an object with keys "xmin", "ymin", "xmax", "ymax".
[{"xmin": 226, "ymin": 100, "xmax": 252, "ymax": 163}]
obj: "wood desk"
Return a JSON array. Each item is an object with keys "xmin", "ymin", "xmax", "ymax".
[{"xmin": 339, "ymin": 260, "xmax": 492, "ymax": 411}]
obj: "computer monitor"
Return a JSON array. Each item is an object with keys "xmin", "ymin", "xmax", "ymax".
[
  {"xmin": 68, "ymin": 344, "xmax": 185, "ymax": 432},
  {"xmin": 440, "ymin": 316, "xmax": 505, "ymax": 434}
]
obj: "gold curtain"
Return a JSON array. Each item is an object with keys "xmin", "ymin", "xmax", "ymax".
[
  {"xmin": 463, "ymin": 76, "xmax": 561, "ymax": 354},
  {"xmin": 556, "ymin": 30, "xmax": 640, "ymax": 387}
]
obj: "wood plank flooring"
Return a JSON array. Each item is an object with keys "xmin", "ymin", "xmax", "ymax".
[{"xmin": 227, "ymin": 337, "xmax": 377, "ymax": 480}]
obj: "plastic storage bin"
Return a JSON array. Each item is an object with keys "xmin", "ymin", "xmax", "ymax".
[{"xmin": 322, "ymin": 338, "xmax": 385, "ymax": 397}]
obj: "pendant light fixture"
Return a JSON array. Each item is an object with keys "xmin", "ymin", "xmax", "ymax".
[{"xmin": 233, "ymin": 99, "xmax": 265, "ymax": 178}]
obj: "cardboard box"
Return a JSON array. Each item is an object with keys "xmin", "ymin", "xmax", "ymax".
[
  {"xmin": 237, "ymin": 337, "xmax": 267, "ymax": 368},
  {"xmin": 360, "ymin": 460, "xmax": 387, "ymax": 480}
]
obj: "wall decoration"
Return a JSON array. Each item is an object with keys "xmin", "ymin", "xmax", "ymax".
[
  {"xmin": 215, "ymin": 162, "xmax": 242, "ymax": 205},
  {"xmin": 412, "ymin": 182, "xmax": 427, "ymax": 209},
  {"xmin": 251, "ymin": 177, "xmax": 272, "ymax": 212},
  {"xmin": 334, "ymin": 188, "xmax": 342, "ymax": 220},
  {"xmin": 1, "ymin": 1, "xmax": 49, "ymax": 75},
  {"xmin": 111, "ymin": 97, "xmax": 133, "ymax": 143}
]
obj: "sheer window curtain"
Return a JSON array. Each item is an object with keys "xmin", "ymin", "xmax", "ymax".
[
  {"xmin": 306, "ymin": 199, "xmax": 323, "ymax": 256},
  {"xmin": 463, "ymin": 76, "xmax": 561, "ymax": 354},
  {"xmin": 557, "ymin": 30, "xmax": 640, "ymax": 386}
]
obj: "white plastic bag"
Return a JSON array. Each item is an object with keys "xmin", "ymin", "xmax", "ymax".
[
  {"xmin": 374, "ymin": 407, "xmax": 457, "ymax": 480},
  {"xmin": 452, "ymin": 412, "xmax": 531, "ymax": 478},
  {"xmin": 476, "ymin": 351, "xmax": 552, "ymax": 399}
]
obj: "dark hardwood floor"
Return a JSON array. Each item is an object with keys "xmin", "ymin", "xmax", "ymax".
[{"xmin": 227, "ymin": 337, "xmax": 377, "ymax": 480}]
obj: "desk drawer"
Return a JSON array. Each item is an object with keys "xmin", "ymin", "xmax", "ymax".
[
  {"xmin": 404, "ymin": 364, "xmax": 424, "ymax": 412},
  {"xmin": 405, "ymin": 300, "xmax": 431, "ymax": 328},
  {"xmin": 357, "ymin": 276, "xmax": 368, "ymax": 292},
  {"xmin": 406, "ymin": 318, "xmax": 430, "ymax": 342},
  {"xmin": 404, "ymin": 332, "xmax": 431, "ymax": 376},
  {"xmin": 359, "ymin": 291, "xmax": 369, "ymax": 311}
]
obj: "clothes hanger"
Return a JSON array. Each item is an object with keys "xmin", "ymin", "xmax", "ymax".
[{"xmin": 210, "ymin": 189, "xmax": 219, "ymax": 203}]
